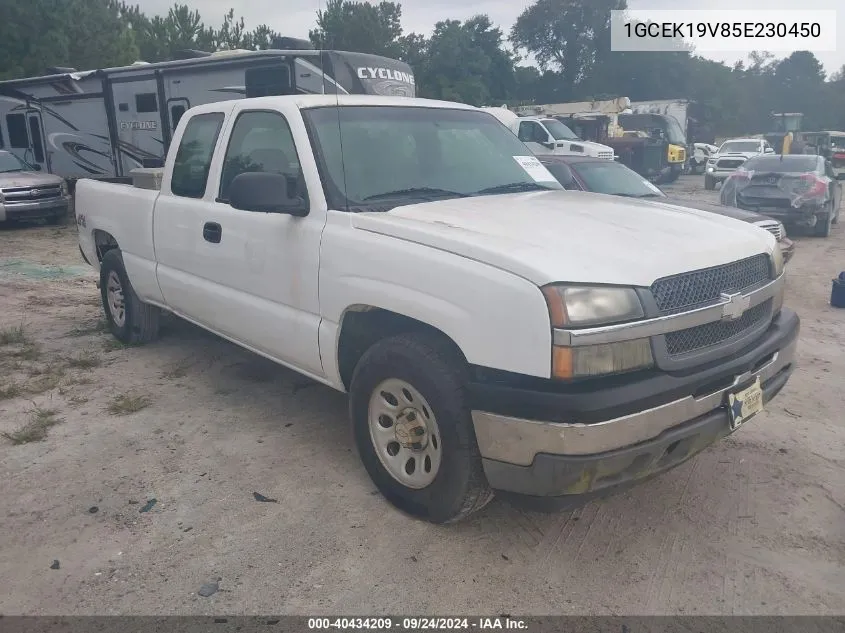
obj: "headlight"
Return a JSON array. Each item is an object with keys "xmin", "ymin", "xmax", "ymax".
[
  {"xmin": 552, "ymin": 339, "xmax": 654, "ymax": 379},
  {"xmin": 542, "ymin": 285, "xmax": 653, "ymax": 379},
  {"xmin": 541, "ymin": 285, "xmax": 644, "ymax": 328}
]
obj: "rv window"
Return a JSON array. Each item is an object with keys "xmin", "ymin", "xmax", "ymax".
[
  {"xmin": 0, "ymin": 125, "xmax": 4, "ymax": 148},
  {"xmin": 28, "ymin": 117, "xmax": 45, "ymax": 163},
  {"xmin": 170, "ymin": 113, "xmax": 224, "ymax": 199},
  {"xmin": 171, "ymin": 105, "xmax": 186, "ymax": 128},
  {"xmin": 135, "ymin": 93, "xmax": 158, "ymax": 113},
  {"xmin": 245, "ymin": 65, "xmax": 292, "ymax": 98},
  {"xmin": 219, "ymin": 110, "xmax": 301, "ymax": 202},
  {"xmin": 119, "ymin": 103, "xmax": 129, "ymax": 112},
  {"xmin": 6, "ymin": 114, "xmax": 29, "ymax": 148}
]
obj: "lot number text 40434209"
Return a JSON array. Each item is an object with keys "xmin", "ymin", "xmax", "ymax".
[{"xmin": 307, "ymin": 617, "xmax": 529, "ymax": 630}]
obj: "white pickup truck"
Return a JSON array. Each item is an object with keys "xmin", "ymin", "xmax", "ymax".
[{"xmin": 75, "ymin": 94, "xmax": 799, "ymax": 524}]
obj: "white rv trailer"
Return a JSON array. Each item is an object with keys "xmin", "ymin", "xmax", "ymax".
[{"xmin": 0, "ymin": 48, "xmax": 416, "ymax": 180}]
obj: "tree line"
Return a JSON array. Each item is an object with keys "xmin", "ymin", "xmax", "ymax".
[{"xmin": 2, "ymin": 0, "xmax": 844, "ymax": 137}]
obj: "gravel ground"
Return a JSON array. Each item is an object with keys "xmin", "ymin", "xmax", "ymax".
[{"xmin": 0, "ymin": 175, "xmax": 843, "ymax": 615}]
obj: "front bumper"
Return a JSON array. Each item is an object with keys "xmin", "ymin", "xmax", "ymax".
[
  {"xmin": 779, "ymin": 237, "xmax": 795, "ymax": 264},
  {"xmin": 470, "ymin": 308, "xmax": 799, "ymax": 498},
  {"xmin": 0, "ymin": 196, "xmax": 70, "ymax": 222},
  {"xmin": 737, "ymin": 201, "xmax": 826, "ymax": 224}
]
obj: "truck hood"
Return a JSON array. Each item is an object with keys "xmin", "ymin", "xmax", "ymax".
[
  {"xmin": 554, "ymin": 139, "xmax": 614, "ymax": 156},
  {"xmin": 351, "ymin": 190, "xmax": 775, "ymax": 287},
  {"xmin": 0, "ymin": 171, "xmax": 64, "ymax": 189}
]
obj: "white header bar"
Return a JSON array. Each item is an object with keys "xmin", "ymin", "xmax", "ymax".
[{"xmin": 610, "ymin": 10, "xmax": 837, "ymax": 53}]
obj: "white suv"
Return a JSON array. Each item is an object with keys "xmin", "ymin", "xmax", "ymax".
[{"xmin": 705, "ymin": 138, "xmax": 774, "ymax": 190}]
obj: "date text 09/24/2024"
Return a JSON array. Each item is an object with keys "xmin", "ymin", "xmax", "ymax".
[{"xmin": 307, "ymin": 618, "xmax": 528, "ymax": 630}]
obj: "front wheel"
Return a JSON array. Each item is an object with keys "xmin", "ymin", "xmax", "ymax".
[
  {"xmin": 100, "ymin": 248, "xmax": 160, "ymax": 344},
  {"xmin": 349, "ymin": 332, "xmax": 493, "ymax": 524}
]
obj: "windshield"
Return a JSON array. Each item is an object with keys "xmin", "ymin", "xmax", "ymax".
[
  {"xmin": 720, "ymin": 141, "xmax": 761, "ymax": 154},
  {"xmin": 743, "ymin": 155, "xmax": 819, "ymax": 172},
  {"xmin": 302, "ymin": 106, "xmax": 562, "ymax": 210},
  {"xmin": 542, "ymin": 119, "xmax": 579, "ymax": 141},
  {"xmin": 573, "ymin": 161, "xmax": 666, "ymax": 198},
  {"xmin": 0, "ymin": 152, "xmax": 30, "ymax": 173},
  {"xmin": 663, "ymin": 117, "xmax": 685, "ymax": 145}
]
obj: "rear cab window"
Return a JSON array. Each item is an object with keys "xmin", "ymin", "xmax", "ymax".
[{"xmin": 170, "ymin": 112, "xmax": 225, "ymax": 198}]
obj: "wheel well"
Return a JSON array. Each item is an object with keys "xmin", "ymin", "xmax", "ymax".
[
  {"xmin": 93, "ymin": 230, "xmax": 119, "ymax": 262},
  {"xmin": 336, "ymin": 308, "xmax": 465, "ymax": 390}
]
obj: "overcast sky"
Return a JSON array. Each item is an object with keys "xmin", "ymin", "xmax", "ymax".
[{"xmin": 135, "ymin": 0, "xmax": 843, "ymax": 76}]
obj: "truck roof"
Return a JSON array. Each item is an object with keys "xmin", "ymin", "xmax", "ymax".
[{"xmin": 186, "ymin": 94, "xmax": 479, "ymax": 114}]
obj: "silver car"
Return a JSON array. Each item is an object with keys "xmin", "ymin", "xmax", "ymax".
[{"xmin": 0, "ymin": 151, "xmax": 71, "ymax": 225}]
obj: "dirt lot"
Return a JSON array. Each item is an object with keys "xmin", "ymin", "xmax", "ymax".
[{"xmin": 1, "ymin": 176, "xmax": 843, "ymax": 616}]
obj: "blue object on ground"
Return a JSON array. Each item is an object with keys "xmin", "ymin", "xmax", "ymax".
[{"xmin": 831, "ymin": 275, "xmax": 845, "ymax": 308}]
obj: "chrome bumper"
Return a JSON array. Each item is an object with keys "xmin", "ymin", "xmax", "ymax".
[
  {"xmin": 0, "ymin": 196, "xmax": 70, "ymax": 221},
  {"xmin": 472, "ymin": 321, "xmax": 797, "ymax": 467}
]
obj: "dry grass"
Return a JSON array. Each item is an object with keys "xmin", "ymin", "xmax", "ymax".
[
  {"xmin": 66, "ymin": 319, "xmax": 109, "ymax": 338},
  {"xmin": 107, "ymin": 392, "xmax": 152, "ymax": 415},
  {"xmin": 64, "ymin": 350, "xmax": 102, "ymax": 369},
  {"xmin": 0, "ymin": 383, "xmax": 23, "ymax": 400},
  {"xmin": 2, "ymin": 408, "xmax": 63, "ymax": 445},
  {"xmin": 160, "ymin": 357, "xmax": 194, "ymax": 380},
  {"xmin": 0, "ymin": 324, "xmax": 28, "ymax": 346}
]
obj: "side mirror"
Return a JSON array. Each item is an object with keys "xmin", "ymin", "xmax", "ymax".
[
  {"xmin": 228, "ymin": 172, "xmax": 308, "ymax": 216},
  {"xmin": 764, "ymin": 147, "xmax": 774, "ymax": 154}
]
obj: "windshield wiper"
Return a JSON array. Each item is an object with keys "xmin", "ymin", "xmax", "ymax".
[
  {"xmin": 474, "ymin": 182, "xmax": 552, "ymax": 195},
  {"xmin": 362, "ymin": 187, "xmax": 468, "ymax": 201}
]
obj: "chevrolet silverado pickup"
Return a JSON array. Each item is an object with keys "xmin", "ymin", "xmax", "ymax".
[{"xmin": 75, "ymin": 95, "xmax": 799, "ymax": 524}]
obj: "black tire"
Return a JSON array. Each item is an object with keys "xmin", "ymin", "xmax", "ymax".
[
  {"xmin": 45, "ymin": 210, "xmax": 68, "ymax": 226},
  {"xmin": 813, "ymin": 204, "xmax": 833, "ymax": 237},
  {"xmin": 99, "ymin": 248, "xmax": 160, "ymax": 344},
  {"xmin": 349, "ymin": 332, "xmax": 493, "ymax": 524},
  {"xmin": 704, "ymin": 175, "xmax": 716, "ymax": 190}
]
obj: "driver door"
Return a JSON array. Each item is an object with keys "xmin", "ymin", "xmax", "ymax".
[{"xmin": 517, "ymin": 121, "xmax": 552, "ymax": 154}]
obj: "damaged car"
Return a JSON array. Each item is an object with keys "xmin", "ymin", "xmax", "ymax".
[{"xmin": 720, "ymin": 154, "xmax": 842, "ymax": 237}]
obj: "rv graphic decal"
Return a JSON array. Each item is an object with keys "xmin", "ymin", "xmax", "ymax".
[
  {"xmin": 356, "ymin": 67, "xmax": 415, "ymax": 85},
  {"xmin": 120, "ymin": 121, "xmax": 158, "ymax": 130}
]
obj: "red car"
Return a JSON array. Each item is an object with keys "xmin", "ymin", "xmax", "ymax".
[{"xmin": 538, "ymin": 154, "xmax": 795, "ymax": 264}]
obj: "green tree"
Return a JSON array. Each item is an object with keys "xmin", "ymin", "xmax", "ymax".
[
  {"xmin": 309, "ymin": 0, "xmax": 404, "ymax": 58},
  {"xmin": 510, "ymin": 0, "xmax": 626, "ymax": 97},
  {"xmin": 0, "ymin": 0, "xmax": 138, "ymax": 80}
]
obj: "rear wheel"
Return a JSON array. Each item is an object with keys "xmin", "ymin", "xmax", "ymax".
[
  {"xmin": 100, "ymin": 248, "xmax": 160, "ymax": 344},
  {"xmin": 349, "ymin": 332, "xmax": 493, "ymax": 524},
  {"xmin": 813, "ymin": 204, "xmax": 833, "ymax": 237}
]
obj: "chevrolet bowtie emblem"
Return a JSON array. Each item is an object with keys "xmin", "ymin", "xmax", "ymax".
[{"xmin": 720, "ymin": 292, "xmax": 751, "ymax": 321}]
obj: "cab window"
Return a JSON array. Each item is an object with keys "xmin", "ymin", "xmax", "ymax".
[
  {"xmin": 218, "ymin": 110, "xmax": 302, "ymax": 202},
  {"xmin": 170, "ymin": 113, "xmax": 224, "ymax": 198}
]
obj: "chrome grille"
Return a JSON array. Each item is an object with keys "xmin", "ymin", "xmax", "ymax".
[
  {"xmin": 717, "ymin": 159, "xmax": 744, "ymax": 169},
  {"xmin": 665, "ymin": 299, "xmax": 772, "ymax": 356},
  {"xmin": 651, "ymin": 254, "xmax": 771, "ymax": 315},
  {"xmin": 598, "ymin": 151, "xmax": 614, "ymax": 160},
  {"xmin": 755, "ymin": 221, "xmax": 784, "ymax": 241},
  {"xmin": 1, "ymin": 185, "xmax": 63, "ymax": 202}
]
